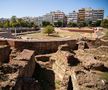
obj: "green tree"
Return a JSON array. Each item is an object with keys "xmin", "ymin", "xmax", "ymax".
[
  {"xmin": 88, "ymin": 21, "xmax": 92, "ymax": 27},
  {"xmin": 3, "ymin": 20, "xmax": 10, "ymax": 28},
  {"xmin": 68, "ymin": 22, "xmax": 77, "ymax": 27},
  {"xmin": 11, "ymin": 16, "xmax": 17, "ymax": 23},
  {"xmin": 10, "ymin": 16, "xmax": 18, "ymax": 27},
  {"xmin": 0, "ymin": 21, "xmax": 3, "ymax": 28},
  {"xmin": 78, "ymin": 22, "xmax": 86, "ymax": 27},
  {"xmin": 54, "ymin": 20, "xmax": 63, "ymax": 27},
  {"xmin": 43, "ymin": 25, "xmax": 55, "ymax": 35},
  {"xmin": 42, "ymin": 21, "xmax": 51, "ymax": 27},
  {"xmin": 17, "ymin": 18, "xmax": 25, "ymax": 27},
  {"xmin": 101, "ymin": 19, "xmax": 108, "ymax": 28},
  {"xmin": 10, "ymin": 21, "xmax": 19, "ymax": 27},
  {"xmin": 32, "ymin": 23, "xmax": 39, "ymax": 29},
  {"xmin": 95, "ymin": 20, "xmax": 102, "ymax": 27}
]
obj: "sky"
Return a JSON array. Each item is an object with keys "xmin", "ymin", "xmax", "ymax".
[{"xmin": 0, "ymin": 0, "xmax": 108, "ymax": 18}]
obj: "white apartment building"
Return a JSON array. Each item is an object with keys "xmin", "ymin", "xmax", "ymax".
[
  {"xmin": 92, "ymin": 9, "xmax": 104, "ymax": 22},
  {"xmin": 0, "ymin": 18, "xmax": 8, "ymax": 23},
  {"xmin": 43, "ymin": 13, "xmax": 53, "ymax": 24},
  {"xmin": 37, "ymin": 16, "xmax": 43, "ymax": 26},
  {"xmin": 67, "ymin": 11, "xmax": 78, "ymax": 23}
]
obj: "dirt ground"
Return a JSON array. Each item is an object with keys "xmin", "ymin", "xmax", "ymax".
[{"xmin": 18, "ymin": 27, "xmax": 104, "ymax": 40}]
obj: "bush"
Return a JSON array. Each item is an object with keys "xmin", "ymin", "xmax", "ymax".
[
  {"xmin": 42, "ymin": 21, "xmax": 51, "ymax": 27},
  {"xmin": 43, "ymin": 25, "xmax": 55, "ymax": 35},
  {"xmin": 67, "ymin": 22, "xmax": 77, "ymax": 27},
  {"xmin": 78, "ymin": 22, "xmax": 86, "ymax": 27},
  {"xmin": 101, "ymin": 19, "xmax": 108, "ymax": 28},
  {"xmin": 54, "ymin": 20, "xmax": 63, "ymax": 27}
]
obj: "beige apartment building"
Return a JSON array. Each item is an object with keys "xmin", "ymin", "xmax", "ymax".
[
  {"xmin": 51, "ymin": 10, "xmax": 65, "ymax": 23},
  {"xmin": 78, "ymin": 8, "xmax": 85, "ymax": 22},
  {"xmin": 78, "ymin": 8, "xmax": 104, "ymax": 22}
]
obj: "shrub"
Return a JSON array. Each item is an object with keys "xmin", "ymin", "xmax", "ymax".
[
  {"xmin": 101, "ymin": 19, "xmax": 108, "ymax": 28},
  {"xmin": 43, "ymin": 25, "xmax": 55, "ymax": 35}
]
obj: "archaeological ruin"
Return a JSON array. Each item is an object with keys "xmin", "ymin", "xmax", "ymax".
[{"xmin": 0, "ymin": 37, "xmax": 108, "ymax": 90}]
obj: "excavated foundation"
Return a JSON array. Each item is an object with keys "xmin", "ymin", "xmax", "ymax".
[{"xmin": 0, "ymin": 38, "xmax": 108, "ymax": 90}]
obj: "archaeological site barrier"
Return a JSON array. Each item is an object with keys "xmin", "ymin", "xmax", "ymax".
[
  {"xmin": 0, "ymin": 39, "xmax": 77, "ymax": 53},
  {"xmin": 0, "ymin": 38, "xmax": 108, "ymax": 54}
]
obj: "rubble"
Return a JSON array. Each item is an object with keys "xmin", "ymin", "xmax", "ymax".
[{"xmin": 0, "ymin": 40, "xmax": 108, "ymax": 90}]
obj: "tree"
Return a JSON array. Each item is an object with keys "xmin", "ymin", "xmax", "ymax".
[
  {"xmin": 0, "ymin": 21, "xmax": 3, "ymax": 28},
  {"xmin": 11, "ymin": 16, "xmax": 17, "ymax": 23},
  {"xmin": 3, "ymin": 20, "xmax": 10, "ymax": 28},
  {"xmin": 33, "ymin": 23, "xmax": 39, "ymax": 30},
  {"xmin": 54, "ymin": 20, "xmax": 63, "ymax": 27},
  {"xmin": 67, "ymin": 22, "xmax": 77, "ymax": 27},
  {"xmin": 88, "ymin": 21, "xmax": 92, "ymax": 27},
  {"xmin": 95, "ymin": 20, "xmax": 102, "ymax": 27},
  {"xmin": 17, "ymin": 18, "xmax": 25, "ymax": 27},
  {"xmin": 43, "ymin": 25, "xmax": 55, "ymax": 35},
  {"xmin": 10, "ymin": 16, "xmax": 18, "ymax": 27},
  {"xmin": 10, "ymin": 21, "xmax": 19, "ymax": 27},
  {"xmin": 101, "ymin": 19, "xmax": 108, "ymax": 28},
  {"xmin": 78, "ymin": 22, "xmax": 86, "ymax": 28},
  {"xmin": 42, "ymin": 21, "xmax": 51, "ymax": 27}
]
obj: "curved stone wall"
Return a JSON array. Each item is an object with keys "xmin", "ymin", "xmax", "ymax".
[
  {"xmin": 0, "ymin": 39, "xmax": 77, "ymax": 53},
  {"xmin": 1, "ymin": 38, "xmax": 107, "ymax": 54}
]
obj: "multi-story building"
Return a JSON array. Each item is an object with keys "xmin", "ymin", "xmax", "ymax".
[
  {"xmin": 20, "ymin": 9, "xmax": 104, "ymax": 26},
  {"xmin": 22, "ymin": 17, "xmax": 34, "ymax": 22},
  {"xmin": 67, "ymin": 11, "xmax": 78, "ymax": 23},
  {"xmin": 78, "ymin": 8, "xmax": 104, "ymax": 23},
  {"xmin": 37, "ymin": 16, "xmax": 43, "ymax": 26},
  {"xmin": 43, "ymin": 13, "xmax": 53, "ymax": 24},
  {"xmin": 36, "ymin": 10, "xmax": 66, "ymax": 26},
  {"xmin": 0, "ymin": 18, "xmax": 8, "ymax": 23},
  {"xmin": 85, "ymin": 8, "xmax": 93, "ymax": 23},
  {"xmin": 92, "ymin": 9, "xmax": 104, "ymax": 22},
  {"xmin": 78, "ymin": 8, "xmax": 85, "ymax": 22},
  {"xmin": 51, "ymin": 10, "xmax": 65, "ymax": 23}
]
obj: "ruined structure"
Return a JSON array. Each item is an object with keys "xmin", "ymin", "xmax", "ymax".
[{"xmin": 0, "ymin": 38, "xmax": 108, "ymax": 90}]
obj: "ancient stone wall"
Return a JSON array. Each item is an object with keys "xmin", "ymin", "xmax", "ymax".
[
  {"xmin": 0, "ymin": 39, "xmax": 8, "ymax": 45},
  {"xmin": 0, "ymin": 32, "xmax": 15, "ymax": 38},
  {"xmin": 0, "ymin": 39, "xmax": 77, "ymax": 53},
  {"xmin": 0, "ymin": 38, "xmax": 108, "ymax": 54},
  {"xmin": 0, "ymin": 45, "xmax": 11, "ymax": 65}
]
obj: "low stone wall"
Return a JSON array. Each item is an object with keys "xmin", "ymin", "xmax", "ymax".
[
  {"xmin": 61, "ymin": 28, "xmax": 94, "ymax": 33},
  {"xmin": 0, "ymin": 45, "xmax": 11, "ymax": 65},
  {"xmin": 0, "ymin": 39, "xmax": 77, "ymax": 53},
  {"xmin": 0, "ymin": 39, "xmax": 8, "ymax": 45},
  {"xmin": 0, "ymin": 38, "xmax": 108, "ymax": 54},
  {"xmin": 0, "ymin": 32, "xmax": 15, "ymax": 38},
  {"xmin": 10, "ymin": 29, "xmax": 39, "ymax": 33}
]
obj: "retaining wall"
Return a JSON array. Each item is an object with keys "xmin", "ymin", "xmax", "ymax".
[
  {"xmin": 0, "ymin": 39, "xmax": 77, "ymax": 53},
  {"xmin": 0, "ymin": 38, "xmax": 107, "ymax": 54}
]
